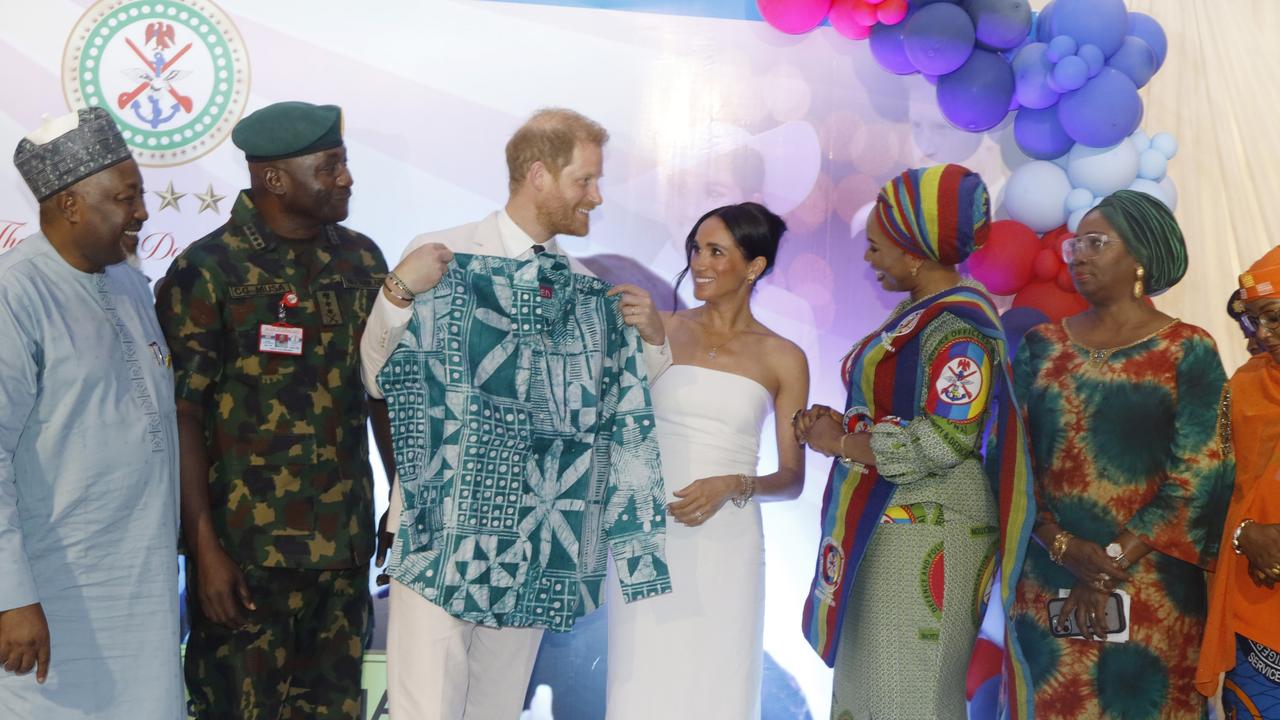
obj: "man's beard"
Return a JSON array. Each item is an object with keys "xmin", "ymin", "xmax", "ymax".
[{"xmin": 536, "ymin": 192, "xmax": 588, "ymax": 238}]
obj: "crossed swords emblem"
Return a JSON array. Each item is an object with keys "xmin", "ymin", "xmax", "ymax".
[{"xmin": 116, "ymin": 23, "xmax": 194, "ymax": 129}]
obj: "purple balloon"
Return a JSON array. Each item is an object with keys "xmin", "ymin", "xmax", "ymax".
[
  {"xmin": 1046, "ymin": 34, "xmax": 1077, "ymax": 63},
  {"xmin": 904, "ymin": 3, "xmax": 977, "ymax": 76},
  {"xmin": 1058, "ymin": 67, "xmax": 1142, "ymax": 147},
  {"xmin": 1052, "ymin": 55, "xmax": 1088, "ymax": 91},
  {"xmin": 1108, "ymin": 35, "xmax": 1157, "ymax": 88},
  {"xmin": 964, "ymin": 0, "xmax": 1033, "ymax": 51},
  {"xmin": 1037, "ymin": 1, "xmax": 1057, "ymax": 42},
  {"xmin": 1078, "ymin": 43, "xmax": 1105, "ymax": 77},
  {"xmin": 1014, "ymin": 105, "xmax": 1074, "ymax": 159},
  {"xmin": 1050, "ymin": 0, "xmax": 1128, "ymax": 57},
  {"xmin": 1128, "ymin": 12, "xmax": 1168, "ymax": 70},
  {"xmin": 937, "ymin": 49, "xmax": 1014, "ymax": 132},
  {"xmin": 869, "ymin": 19, "xmax": 917, "ymax": 75},
  {"xmin": 1012, "ymin": 43, "xmax": 1058, "ymax": 109}
]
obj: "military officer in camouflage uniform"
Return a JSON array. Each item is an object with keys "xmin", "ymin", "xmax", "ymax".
[{"xmin": 156, "ymin": 101, "xmax": 394, "ymax": 720}]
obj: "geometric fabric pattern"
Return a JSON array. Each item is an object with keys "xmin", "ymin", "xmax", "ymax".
[{"xmin": 379, "ymin": 252, "xmax": 670, "ymax": 631}]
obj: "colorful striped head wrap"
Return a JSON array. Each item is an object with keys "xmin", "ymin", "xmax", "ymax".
[
  {"xmin": 1093, "ymin": 189, "xmax": 1187, "ymax": 294},
  {"xmin": 874, "ymin": 163, "xmax": 990, "ymax": 266},
  {"xmin": 1239, "ymin": 245, "xmax": 1280, "ymax": 301}
]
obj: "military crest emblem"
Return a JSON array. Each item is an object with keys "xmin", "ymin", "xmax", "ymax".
[{"xmin": 62, "ymin": 0, "xmax": 249, "ymax": 166}]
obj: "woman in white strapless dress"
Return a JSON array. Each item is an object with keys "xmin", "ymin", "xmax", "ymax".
[{"xmin": 605, "ymin": 202, "xmax": 810, "ymax": 720}]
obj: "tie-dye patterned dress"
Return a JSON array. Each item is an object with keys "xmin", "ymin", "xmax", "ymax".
[{"xmin": 1010, "ymin": 319, "xmax": 1234, "ymax": 720}]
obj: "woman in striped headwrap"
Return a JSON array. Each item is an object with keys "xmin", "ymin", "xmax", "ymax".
[
  {"xmin": 794, "ymin": 164, "xmax": 1036, "ymax": 719},
  {"xmin": 1011, "ymin": 190, "xmax": 1234, "ymax": 718}
]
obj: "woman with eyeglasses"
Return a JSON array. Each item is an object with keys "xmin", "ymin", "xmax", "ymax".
[
  {"xmin": 1197, "ymin": 246, "xmax": 1280, "ymax": 719},
  {"xmin": 794, "ymin": 164, "xmax": 1035, "ymax": 719},
  {"xmin": 1010, "ymin": 190, "xmax": 1234, "ymax": 718},
  {"xmin": 1227, "ymin": 289, "xmax": 1266, "ymax": 357}
]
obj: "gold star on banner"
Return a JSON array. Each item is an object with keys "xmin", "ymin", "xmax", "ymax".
[
  {"xmin": 154, "ymin": 181, "xmax": 185, "ymax": 212},
  {"xmin": 194, "ymin": 183, "xmax": 226, "ymax": 214}
]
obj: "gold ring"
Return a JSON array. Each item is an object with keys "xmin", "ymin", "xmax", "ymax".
[
  {"xmin": 791, "ymin": 409, "xmax": 802, "ymax": 424},
  {"xmin": 1270, "ymin": 565, "xmax": 1280, "ymax": 575}
]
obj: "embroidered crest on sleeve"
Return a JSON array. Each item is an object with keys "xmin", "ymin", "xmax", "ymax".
[{"xmin": 926, "ymin": 338, "xmax": 991, "ymax": 424}]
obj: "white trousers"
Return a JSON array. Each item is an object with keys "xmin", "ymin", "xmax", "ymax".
[{"xmin": 386, "ymin": 484, "xmax": 544, "ymax": 720}]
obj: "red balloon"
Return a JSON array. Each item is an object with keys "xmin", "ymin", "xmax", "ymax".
[
  {"xmin": 967, "ymin": 219, "xmax": 1040, "ymax": 296},
  {"xmin": 877, "ymin": 0, "xmax": 909, "ymax": 25},
  {"xmin": 1041, "ymin": 224, "xmax": 1071, "ymax": 254},
  {"xmin": 1013, "ymin": 281, "xmax": 1089, "ymax": 321},
  {"xmin": 1033, "ymin": 248, "xmax": 1061, "ymax": 282},
  {"xmin": 1055, "ymin": 265, "xmax": 1075, "ymax": 292},
  {"xmin": 758, "ymin": 0, "xmax": 834, "ymax": 34}
]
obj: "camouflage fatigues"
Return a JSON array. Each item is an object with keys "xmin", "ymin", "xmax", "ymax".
[
  {"xmin": 184, "ymin": 566, "xmax": 369, "ymax": 720},
  {"xmin": 157, "ymin": 190, "xmax": 385, "ymax": 719}
]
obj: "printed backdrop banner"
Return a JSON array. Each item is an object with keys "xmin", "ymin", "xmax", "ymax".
[{"xmin": 0, "ymin": 1, "xmax": 1028, "ymax": 717}]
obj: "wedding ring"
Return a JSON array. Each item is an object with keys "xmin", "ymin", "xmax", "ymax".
[
  {"xmin": 1270, "ymin": 564, "xmax": 1280, "ymax": 575},
  {"xmin": 694, "ymin": 511, "xmax": 704, "ymax": 520},
  {"xmin": 791, "ymin": 409, "xmax": 802, "ymax": 424}
]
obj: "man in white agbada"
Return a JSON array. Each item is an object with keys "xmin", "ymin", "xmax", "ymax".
[{"xmin": 0, "ymin": 107, "xmax": 182, "ymax": 718}]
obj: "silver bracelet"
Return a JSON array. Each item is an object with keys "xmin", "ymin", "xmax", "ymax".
[
  {"xmin": 385, "ymin": 270, "xmax": 416, "ymax": 301},
  {"xmin": 731, "ymin": 474, "xmax": 756, "ymax": 508}
]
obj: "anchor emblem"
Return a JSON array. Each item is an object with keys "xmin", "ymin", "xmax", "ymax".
[{"xmin": 116, "ymin": 22, "xmax": 193, "ymax": 129}]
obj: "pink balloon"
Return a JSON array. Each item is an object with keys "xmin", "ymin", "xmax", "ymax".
[
  {"xmin": 830, "ymin": 0, "xmax": 875, "ymax": 39},
  {"xmin": 757, "ymin": 0, "xmax": 834, "ymax": 34},
  {"xmin": 852, "ymin": 0, "xmax": 879, "ymax": 26},
  {"xmin": 877, "ymin": 0, "xmax": 909, "ymax": 25}
]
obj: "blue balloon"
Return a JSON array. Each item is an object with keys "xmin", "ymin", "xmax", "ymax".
[
  {"xmin": 1078, "ymin": 44, "xmax": 1105, "ymax": 77},
  {"xmin": 964, "ymin": 0, "xmax": 1033, "ymax": 51},
  {"xmin": 1037, "ymin": 1, "xmax": 1057, "ymax": 42},
  {"xmin": 1046, "ymin": 34, "xmax": 1077, "ymax": 63},
  {"xmin": 904, "ymin": 3, "xmax": 977, "ymax": 76},
  {"xmin": 1065, "ymin": 187, "xmax": 1095, "ymax": 212},
  {"xmin": 1128, "ymin": 12, "xmax": 1168, "ymax": 70},
  {"xmin": 1006, "ymin": 161, "xmax": 1072, "ymax": 232},
  {"xmin": 1012, "ymin": 43, "xmax": 1059, "ymax": 110},
  {"xmin": 1151, "ymin": 132, "xmax": 1178, "ymax": 158},
  {"xmin": 1001, "ymin": 307, "xmax": 1051, "ymax": 355},
  {"xmin": 869, "ymin": 19, "xmax": 917, "ymax": 75},
  {"xmin": 1014, "ymin": 105, "xmax": 1074, "ymax": 159},
  {"xmin": 1107, "ymin": 35, "xmax": 1157, "ymax": 88},
  {"xmin": 936, "ymin": 49, "xmax": 1014, "ymax": 132},
  {"xmin": 1052, "ymin": 55, "xmax": 1088, "ymax": 91},
  {"xmin": 1058, "ymin": 67, "xmax": 1143, "ymax": 147},
  {"xmin": 1050, "ymin": 0, "xmax": 1129, "ymax": 57},
  {"xmin": 1137, "ymin": 148, "xmax": 1168, "ymax": 181}
]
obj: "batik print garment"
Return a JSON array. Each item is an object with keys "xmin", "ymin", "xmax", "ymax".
[
  {"xmin": 1012, "ymin": 320, "xmax": 1233, "ymax": 720},
  {"xmin": 378, "ymin": 252, "xmax": 670, "ymax": 632}
]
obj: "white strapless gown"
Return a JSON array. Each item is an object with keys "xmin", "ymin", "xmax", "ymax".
[{"xmin": 606, "ymin": 365, "xmax": 771, "ymax": 720}]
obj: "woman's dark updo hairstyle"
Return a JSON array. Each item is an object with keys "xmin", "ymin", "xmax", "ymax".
[{"xmin": 672, "ymin": 201, "xmax": 787, "ymax": 305}]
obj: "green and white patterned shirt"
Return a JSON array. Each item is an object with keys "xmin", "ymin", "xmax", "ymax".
[{"xmin": 379, "ymin": 252, "xmax": 671, "ymax": 630}]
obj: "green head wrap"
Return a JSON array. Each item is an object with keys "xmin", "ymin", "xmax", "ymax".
[{"xmin": 1094, "ymin": 189, "xmax": 1187, "ymax": 294}]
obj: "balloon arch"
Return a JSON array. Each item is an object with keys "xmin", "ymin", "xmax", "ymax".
[{"xmin": 757, "ymin": 0, "xmax": 1175, "ymax": 325}]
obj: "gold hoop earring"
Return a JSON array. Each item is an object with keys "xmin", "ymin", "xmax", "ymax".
[{"xmin": 1133, "ymin": 266, "xmax": 1145, "ymax": 299}]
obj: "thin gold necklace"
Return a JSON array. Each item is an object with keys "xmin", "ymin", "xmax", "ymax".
[{"xmin": 707, "ymin": 326, "xmax": 746, "ymax": 359}]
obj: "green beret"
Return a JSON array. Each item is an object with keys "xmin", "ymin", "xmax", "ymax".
[{"xmin": 232, "ymin": 101, "xmax": 343, "ymax": 162}]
